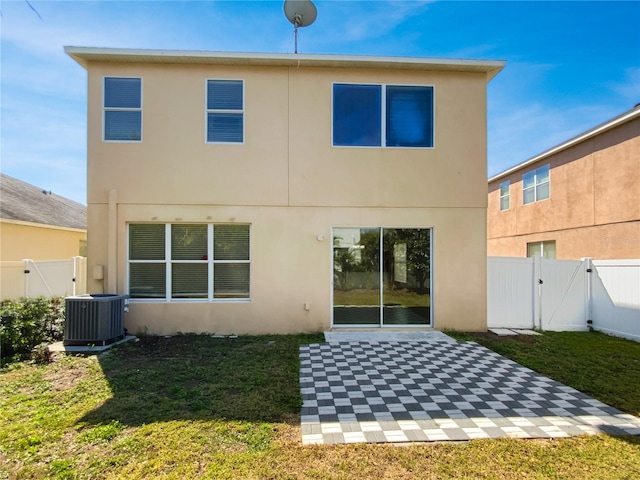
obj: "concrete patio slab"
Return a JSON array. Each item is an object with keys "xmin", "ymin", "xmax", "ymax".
[
  {"xmin": 489, "ymin": 328, "xmax": 518, "ymax": 336},
  {"xmin": 48, "ymin": 335, "xmax": 137, "ymax": 354},
  {"xmin": 513, "ymin": 329, "xmax": 542, "ymax": 336},
  {"xmin": 325, "ymin": 331, "xmax": 456, "ymax": 343}
]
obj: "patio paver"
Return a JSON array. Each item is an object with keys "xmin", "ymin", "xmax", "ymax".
[{"xmin": 300, "ymin": 339, "xmax": 640, "ymax": 445}]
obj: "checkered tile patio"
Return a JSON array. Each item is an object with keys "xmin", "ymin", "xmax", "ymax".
[{"xmin": 300, "ymin": 339, "xmax": 640, "ymax": 445}]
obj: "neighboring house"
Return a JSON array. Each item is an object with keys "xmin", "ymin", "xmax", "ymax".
[
  {"xmin": 0, "ymin": 173, "xmax": 87, "ymax": 261},
  {"xmin": 66, "ymin": 46, "xmax": 504, "ymax": 335},
  {"xmin": 488, "ymin": 106, "xmax": 640, "ymax": 260}
]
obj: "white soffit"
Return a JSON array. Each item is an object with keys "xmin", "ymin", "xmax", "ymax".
[{"xmin": 64, "ymin": 46, "xmax": 505, "ymax": 80}]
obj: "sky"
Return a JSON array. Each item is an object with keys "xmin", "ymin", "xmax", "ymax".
[{"xmin": 1, "ymin": 0, "xmax": 639, "ymax": 205}]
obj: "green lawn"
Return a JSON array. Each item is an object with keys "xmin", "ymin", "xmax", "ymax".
[
  {"xmin": 1, "ymin": 332, "xmax": 639, "ymax": 479},
  {"xmin": 446, "ymin": 330, "xmax": 640, "ymax": 417}
]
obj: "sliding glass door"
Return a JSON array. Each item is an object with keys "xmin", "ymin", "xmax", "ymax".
[
  {"xmin": 333, "ymin": 227, "xmax": 431, "ymax": 327},
  {"xmin": 381, "ymin": 229, "xmax": 431, "ymax": 325},
  {"xmin": 333, "ymin": 228, "xmax": 381, "ymax": 325}
]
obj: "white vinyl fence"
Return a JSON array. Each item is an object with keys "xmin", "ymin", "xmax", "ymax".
[
  {"xmin": 0, "ymin": 257, "xmax": 87, "ymax": 300},
  {"xmin": 488, "ymin": 257, "xmax": 640, "ymax": 341},
  {"xmin": 591, "ymin": 259, "xmax": 640, "ymax": 341}
]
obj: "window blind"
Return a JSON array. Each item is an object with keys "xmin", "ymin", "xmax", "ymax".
[
  {"xmin": 105, "ymin": 77, "xmax": 141, "ymax": 108},
  {"xmin": 129, "ymin": 224, "xmax": 165, "ymax": 260},
  {"xmin": 207, "ymin": 80, "xmax": 243, "ymax": 110},
  {"xmin": 105, "ymin": 111, "xmax": 142, "ymax": 141},
  {"xmin": 207, "ymin": 113, "xmax": 243, "ymax": 143},
  {"xmin": 214, "ymin": 263, "xmax": 250, "ymax": 299},
  {"xmin": 129, "ymin": 263, "xmax": 166, "ymax": 298},
  {"xmin": 129, "ymin": 223, "xmax": 250, "ymax": 300},
  {"xmin": 172, "ymin": 224, "xmax": 208, "ymax": 260},
  {"xmin": 214, "ymin": 224, "xmax": 250, "ymax": 261},
  {"xmin": 386, "ymin": 86, "xmax": 433, "ymax": 147},
  {"xmin": 333, "ymin": 84, "xmax": 381, "ymax": 147},
  {"xmin": 172, "ymin": 263, "xmax": 208, "ymax": 298}
]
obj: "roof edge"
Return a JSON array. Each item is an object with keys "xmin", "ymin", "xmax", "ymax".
[
  {"xmin": 488, "ymin": 105, "xmax": 640, "ymax": 183},
  {"xmin": 64, "ymin": 46, "xmax": 505, "ymax": 79}
]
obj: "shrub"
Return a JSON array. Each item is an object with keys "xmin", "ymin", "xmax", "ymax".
[{"xmin": 0, "ymin": 297, "xmax": 65, "ymax": 363}]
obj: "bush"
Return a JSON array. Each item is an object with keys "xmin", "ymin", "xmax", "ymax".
[{"xmin": 0, "ymin": 297, "xmax": 65, "ymax": 362}]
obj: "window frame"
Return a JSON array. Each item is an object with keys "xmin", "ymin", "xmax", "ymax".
[
  {"xmin": 499, "ymin": 180, "xmax": 510, "ymax": 211},
  {"xmin": 331, "ymin": 82, "xmax": 435, "ymax": 149},
  {"xmin": 103, "ymin": 76, "xmax": 143, "ymax": 143},
  {"xmin": 205, "ymin": 78, "xmax": 245, "ymax": 145},
  {"xmin": 527, "ymin": 240, "xmax": 556, "ymax": 259},
  {"xmin": 522, "ymin": 164, "xmax": 550, "ymax": 205},
  {"xmin": 127, "ymin": 223, "xmax": 251, "ymax": 302}
]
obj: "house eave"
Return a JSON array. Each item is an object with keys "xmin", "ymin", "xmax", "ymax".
[
  {"xmin": 64, "ymin": 46, "xmax": 505, "ymax": 80},
  {"xmin": 488, "ymin": 105, "xmax": 640, "ymax": 184}
]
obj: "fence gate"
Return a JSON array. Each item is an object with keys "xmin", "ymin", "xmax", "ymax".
[
  {"xmin": 539, "ymin": 258, "xmax": 587, "ymax": 331},
  {"xmin": 488, "ymin": 257, "xmax": 588, "ymax": 331},
  {"xmin": 487, "ymin": 257, "xmax": 536, "ymax": 329}
]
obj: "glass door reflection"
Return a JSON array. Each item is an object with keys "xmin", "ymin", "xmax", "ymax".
[
  {"xmin": 382, "ymin": 229, "xmax": 431, "ymax": 326},
  {"xmin": 333, "ymin": 228, "xmax": 381, "ymax": 326}
]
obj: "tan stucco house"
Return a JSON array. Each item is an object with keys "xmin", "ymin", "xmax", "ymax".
[
  {"xmin": 488, "ymin": 105, "xmax": 640, "ymax": 260},
  {"xmin": 66, "ymin": 47, "xmax": 504, "ymax": 335},
  {"xmin": 0, "ymin": 173, "xmax": 87, "ymax": 261}
]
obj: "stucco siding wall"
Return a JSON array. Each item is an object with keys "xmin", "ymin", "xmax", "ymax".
[
  {"xmin": 488, "ymin": 116, "xmax": 640, "ymax": 259},
  {"xmin": 94, "ymin": 205, "xmax": 487, "ymax": 335},
  {"xmin": 287, "ymin": 68, "xmax": 488, "ymax": 208},
  {"xmin": 487, "ymin": 221, "xmax": 640, "ymax": 259},
  {"xmin": 593, "ymin": 120, "xmax": 640, "ymax": 224},
  {"xmin": 84, "ymin": 60, "xmax": 490, "ymax": 334},
  {"xmin": 87, "ymin": 63, "xmax": 488, "ymax": 209},
  {"xmin": 87, "ymin": 63, "xmax": 290, "ymax": 207},
  {"xmin": 0, "ymin": 221, "xmax": 86, "ymax": 261}
]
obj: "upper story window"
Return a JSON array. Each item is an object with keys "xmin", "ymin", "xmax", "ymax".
[
  {"xmin": 128, "ymin": 223, "xmax": 250, "ymax": 301},
  {"xmin": 523, "ymin": 164, "xmax": 550, "ymax": 205},
  {"xmin": 104, "ymin": 77, "xmax": 142, "ymax": 142},
  {"xmin": 499, "ymin": 181, "xmax": 510, "ymax": 211},
  {"xmin": 207, "ymin": 79, "xmax": 244, "ymax": 143},
  {"xmin": 333, "ymin": 84, "xmax": 434, "ymax": 148}
]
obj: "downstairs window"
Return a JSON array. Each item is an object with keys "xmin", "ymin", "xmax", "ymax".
[{"xmin": 128, "ymin": 223, "xmax": 250, "ymax": 300}]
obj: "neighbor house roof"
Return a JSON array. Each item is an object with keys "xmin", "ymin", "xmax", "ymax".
[
  {"xmin": 0, "ymin": 173, "xmax": 86, "ymax": 230},
  {"xmin": 489, "ymin": 104, "xmax": 640, "ymax": 183},
  {"xmin": 64, "ymin": 47, "xmax": 505, "ymax": 81}
]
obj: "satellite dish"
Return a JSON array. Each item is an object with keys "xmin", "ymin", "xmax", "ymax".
[{"xmin": 283, "ymin": 0, "xmax": 317, "ymax": 53}]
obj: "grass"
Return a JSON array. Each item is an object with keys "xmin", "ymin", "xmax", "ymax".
[
  {"xmin": 446, "ymin": 330, "xmax": 640, "ymax": 417},
  {"xmin": 1, "ymin": 331, "xmax": 639, "ymax": 479}
]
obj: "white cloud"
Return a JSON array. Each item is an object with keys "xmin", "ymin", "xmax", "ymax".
[
  {"xmin": 487, "ymin": 100, "xmax": 631, "ymax": 178},
  {"xmin": 310, "ymin": 0, "xmax": 434, "ymax": 47},
  {"xmin": 1, "ymin": 91, "xmax": 87, "ymax": 203}
]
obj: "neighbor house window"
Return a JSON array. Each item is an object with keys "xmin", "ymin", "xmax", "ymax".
[
  {"xmin": 523, "ymin": 164, "xmax": 550, "ymax": 204},
  {"xmin": 128, "ymin": 223, "xmax": 250, "ymax": 300},
  {"xmin": 333, "ymin": 84, "xmax": 434, "ymax": 148},
  {"xmin": 104, "ymin": 77, "xmax": 142, "ymax": 141},
  {"xmin": 527, "ymin": 240, "xmax": 556, "ymax": 259},
  {"xmin": 207, "ymin": 79, "xmax": 244, "ymax": 143},
  {"xmin": 499, "ymin": 181, "xmax": 510, "ymax": 211}
]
